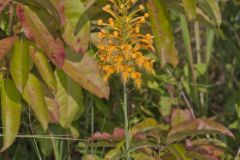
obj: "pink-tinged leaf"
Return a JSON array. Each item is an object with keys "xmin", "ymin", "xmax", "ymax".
[
  {"xmin": 62, "ymin": 0, "xmax": 90, "ymax": 54},
  {"xmin": 49, "ymin": 0, "xmax": 65, "ymax": 25},
  {"xmin": 16, "ymin": 4, "xmax": 65, "ymax": 67},
  {"xmin": 89, "ymin": 128, "xmax": 125, "ymax": 141},
  {"xmin": 43, "ymin": 88, "xmax": 59, "ymax": 123},
  {"xmin": 62, "ymin": 53, "xmax": 110, "ymax": 99},
  {"xmin": 0, "ymin": 0, "xmax": 10, "ymax": 14},
  {"xmin": 0, "ymin": 37, "xmax": 15, "ymax": 61},
  {"xmin": 167, "ymin": 119, "xmax": 234, "ymax": 144},
  {"xmin": 171, "ymin": 108, "xmax": 193, "ymax": 127}
]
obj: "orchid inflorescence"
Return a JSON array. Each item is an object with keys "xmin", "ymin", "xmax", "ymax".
[{"xmin": 97, "ymin": 0, "xmax": 155, "ymax": 89}]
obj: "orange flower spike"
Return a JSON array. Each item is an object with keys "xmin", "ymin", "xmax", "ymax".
[{"xmin": 97, "ymin": 0, "xmax": 155, "ymax": 88}]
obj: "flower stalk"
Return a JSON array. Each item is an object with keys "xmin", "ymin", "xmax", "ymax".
[{"xmin": 96, "ymin": 0, "xmax": 155, "ymax": 159}]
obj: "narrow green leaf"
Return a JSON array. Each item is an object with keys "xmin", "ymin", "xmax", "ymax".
[
  {"xmin": 63, "ymin": 0, "xmax": 90, "ymax": 54},
  {"xmin": 10, "ymin": 39, "xmax": 30, "ymax": 93},
  {"xmin": 23, "ymin": 74, "xmax": 49, "ymax": 131},
  {"xmin": 0, "ymin": 37, "xmax": 15, "ymax": 61},
  {"xmin": 198, "ymin": 0, "xmax": 221, "ymax": 27},
  {"xmin": 182, "ymin": 0, "xmax": 196, "ymax": 20},
  {"xmin": 1, "ymin": 78, "xmax": 21, "ymax": 152},
  {"xmin": 55, "ymin": 69, "xmax": 85, "ymax": 128},
  {"xmin": 147, "ymin": 0, "xmax": 179, "ymax": 67},
  {"xmin": 163, "ymin": 0, "xmax": 215, "ymax": 27},
  {"xmin": 29, "ymin": 47, "xmax": 57, "ymax": 93}
]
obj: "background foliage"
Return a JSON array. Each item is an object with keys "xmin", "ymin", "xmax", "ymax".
[{"xmin": 0, "ymin": 0, "xmax": 240, "ymax": 159}]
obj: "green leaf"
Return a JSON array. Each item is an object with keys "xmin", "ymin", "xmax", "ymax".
[
  {"xmin": 62, "ymin": 53, "xmax": 110, "ymax": 99},
  {"xmin": 16, "ymin": 4, "xmax": 65, "ymax": 67},
  {"xmin": 62, "ymin": 0, "xmax": 90, "ymax": 54},
  {"xmin": 10, "ymin": 39, "xmax": 30, "ymax": 93},
  {"xmin": 1, "ymin": 78, "xmax": 21, "ymax": 152},
  {"xmin": 182, "ymin": 0, "xmax": 196, "ymax": 20},
  {"xmin": 33, "ymin": 123, "xmax": 53, "ymax": 157},
  {"xmin": 198, "ymin": 0, "xmax": 221, "ymax": 27},
  {"xmin": 0, "ymin": 37, "xmax": 15, "ymax": 61},
  {"xmin": 167, "ymin": 119, "xmax": 234, "ymax": 144},
  {"xmin": 130, "ymin": 118, "xmax": 158, "ymax": 136},
  {"xmin": 55, "ymin": 69, "xmax": 85, "ymax": 128},
  {"xmin": 29, "ymin": 47, "xmax": 57, "ymax": 93},
  {"xmin": 23, "ymin": 74, "xmax": 49, "ymax": 131},
  {"xmin": 163, "ymin": 0, "xmax": 215, "ymax": 27},
  {"xmin": 104, "ymin": 148, "xmax": 122, "ymax": 160},
  {"xmin": 147, "ymin": 0, "xmax": 179, "ymax": 67},
  {"xmin": 166, "ymin": 144, "xmax": 190, "ymax": 160}
]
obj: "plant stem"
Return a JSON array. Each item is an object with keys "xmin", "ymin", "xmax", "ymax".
[{"xmin": 123, "ymin": 83, "xmax": 130, "ymax": 160}]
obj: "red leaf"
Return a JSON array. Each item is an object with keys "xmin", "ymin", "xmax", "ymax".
[
  {"xmin": 89, "ymin": 128, "xmax": 125, "ymax": 141},
  {"xmin": 16, "ymin": 4, "xmax": 65, "ymax": 67},
  {"xmin": 0, "ymin": 37, "xmax": 15, "ymax": 61}
]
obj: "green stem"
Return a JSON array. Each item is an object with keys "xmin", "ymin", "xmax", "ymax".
[{"xmin": 123, "ymin": 83, "xmax": 130, "ymax": 160}]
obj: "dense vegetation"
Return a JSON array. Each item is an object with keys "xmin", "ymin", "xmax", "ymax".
[{"xmin": 0, "ymin": 0, "xmax": 240, "ymax": 159}]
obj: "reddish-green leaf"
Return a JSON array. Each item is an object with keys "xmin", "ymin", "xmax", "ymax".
[
  {"xmin": 167, "ymin": 119, "xmax": 234, "ymax": 144},
  {"xmin": 0, "ymin": 0, "xmax": 10, "ymax": 14},
  {"xmin": 23, "ymin": 74, "xmax": 49, "ymax": 131},
  {"xmin": 29, "ymin": 47, "xmax": 57, "ymax": 93},
  {"xmin": 182, "ymin": 0, "xmax": 196, "ymax": 20},
  {"xmin": 62, "ymin": 53, "xmax": 110, "ymax": 99},
  {"xmin": 10, "ymin": 39, "xmax": 30, "ymax": 93},
  {"xmin": 147, "ymin": 0, "xmax": 179, "ymax": 67},
  {"xmin": 55, "ymin": 69, "xmax": 85, "ymax": 128},
  {"xmin": 0, "ymin": 37, "xmax": 15, "ymax": 61},
  {"xmin": 1, "ymin": 78, "xmax": 21, "ymax": 152},
  {"xmin": 171, "ymin": 108, "xmax": 193, "ymax": 127},
  {"xmin": 16, "ymin": 4, "xmax": 65, "ymax": 67},
  {"xmin": 62, "ymin": 0, "xmax": 90, "ymax": 54}
]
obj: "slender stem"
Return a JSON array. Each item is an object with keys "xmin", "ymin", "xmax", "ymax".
[
  {"xmin": 123, "ymin": 83, "xmax": 130, "ymax": 160},
  {"xmin": 235, "ymin": 146, "xmax": 240, "ymax": 160}
]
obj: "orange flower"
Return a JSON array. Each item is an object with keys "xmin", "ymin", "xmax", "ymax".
[{"xmin": 97, "ymin": 0, "xmax": 155, "ymax": 88}]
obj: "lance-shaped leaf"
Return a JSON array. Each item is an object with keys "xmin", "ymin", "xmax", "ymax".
[
  {"xmin": 198, "ymin": 0, "xmax": 221, "ymax": 27},
  {"xmin": 0, "ymin": 37, "xmax": 15, "ymax": 61},
  {"xmin": 49, "ymin": 0, "xmax": 65, "ymax": 25},
  {"xmin": 1, "ymin": 78, "xmax": 21, "ymax": 152},
  {"xmin": 166, "ymin": 119, "xmax": 234, "ymax": 144},
  {"xmin": 0, "ymin": 0, "xmax": 10, "ymax": 14},
  {"xmin": 147, "ymin": 0, "xmax": 179, "ymax": 67},
  {"xmin": 10, "ymin": 39, "xmax": 30, "ymax": 93},
  {"xmin": 182, "ymin": 0, "xmax": 196, "ymax": 20},
  {"xmin": 55, "ymin": 69, "xmax": 85, "ymax": 128},
  {"xmin": 23, "ymin": 74, "xmax": 49, "ymax": 131},
  {"xmin": 62, "ymin": 0, "xmax": 90, "ymax": 54},
  {"xmin": 41, "ymin": 82, "xmax": 59, "ymax": 123},
  {"xmin": 16, "ymin": 4, "xmax": 65, "ymax": 67},
  {"xmin": 163, "ymin": 0, "xmax": 215, "ymax": 27},
  {"xmin": 62, "ymin": 52, "xmax": 110, "ymax": 99},
  {"xmin": 29, "ymin": 47, "xmax": 57, "ymax": 93}
]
